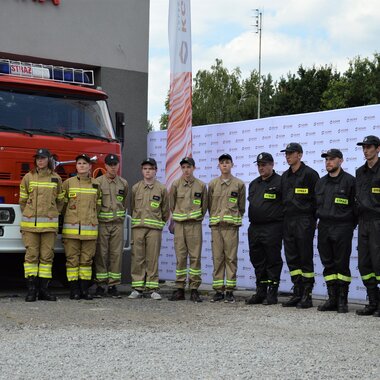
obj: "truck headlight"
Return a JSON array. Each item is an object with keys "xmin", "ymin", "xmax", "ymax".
[{"xmin": 0, "ymin": 208, "xmax": 15, "ymax": 224}]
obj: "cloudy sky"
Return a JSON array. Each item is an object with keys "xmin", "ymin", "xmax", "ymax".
[{"xmin": 148, "ymin": 0, "xmax": 380, "ymax": 129}]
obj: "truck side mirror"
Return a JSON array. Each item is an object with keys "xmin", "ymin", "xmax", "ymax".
[{"xmin": 115, "ymin": 112, "xmax": 125, "ymax": 146}]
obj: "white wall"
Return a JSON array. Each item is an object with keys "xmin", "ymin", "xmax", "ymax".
[{"xmin": 148, "ymin": 104, "xmax": 380, "ymax": 301}]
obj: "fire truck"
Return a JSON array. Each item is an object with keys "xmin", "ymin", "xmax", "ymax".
[{"xmin": 0, "ymin": 58, "xmax": 129, "ymax": 258}]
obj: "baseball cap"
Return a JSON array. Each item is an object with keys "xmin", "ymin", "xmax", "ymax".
[
  {"xmin": 75, "ymin": 153, "xmax": 91, "ymax": 163},
  {"xmin": 34, "ymin": 148, "xmax": 51, "ymax": 158},
  {"xmin": 254, "ymin": 152, "xmax": 274, "ymax": 163},
  {"xmin": 180, "ymin": 157, "xmax": 195, "ymax": 166},
  {"xmin": 356, "ymin": 135, "xmax": 380, "ymax": 146},
  {"xmin": 218, "ymin": 153, "xmax": 233, "ymax": 162},
  {"xmin": 105, "ymin": 154, "xmax": 120, "ymax": 165},
  {"xmin": 141, "ymin": 157, "xmax": 157, "ymax": 168},
  {"xmin": 321, "ymin": 149, "xmax": 343, "ymax": 159},
  {"xmin": 280, "ymin": 143, "xmax": 303, "ymax": 153}
]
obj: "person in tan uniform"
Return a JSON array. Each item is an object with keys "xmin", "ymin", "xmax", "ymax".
[
  {"xmin": 128, "ymin": 158, "xmax": 169, "ymax": 300},
  {"xmin": 94, "ymin": 154, "xmax": 129, "ymax": 299},
  {"xmin": 19, "ymin": 148, "xmax": 64, "ymax": 302},
  {"xmin": 62, "ymin": 154, "xmax": 101, "ymax": 300},
  {"xmin": 208, "ymin": 153, "xmax": 246, "ymax": 303},
  {"xmin": 168, "ymin": 157, "xmax": 208, "ymax": 303}
]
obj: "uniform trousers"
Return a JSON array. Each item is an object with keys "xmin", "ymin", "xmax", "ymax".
[
  {"xmin": 174, "ymin": 222, "xmax": 202, "ymax": 289},
  {"xmin": 95, "ymin": 222, "xmax": 124, "ymax": 286},
  {"xmin": 22, "ymin": 231, "xmax": 56, "ymax": 278},
  {"xmin": 131, "ymin": 227, "xmax": 162, "ymax": 291},
  {"xmin": 63, "ymin": 238, "xmax": 97, "ymax": 281},
  {"xmin": 358, "ymin": 218, "xmax": 380, "ymax": 288},
  {"xmin": 248, "ymin": 222, "xmax": 283, "ymax": 286},
  {"xmin": 317, "ymin": 222, "xmax": 353, "ymax": 284},
  {"xmin": 283, "ymin": 215, "xmax": 316, "ymax": 285},
  {"xmin": 211, "ymin": 225, "xmax": 239, "ymax": 291}
]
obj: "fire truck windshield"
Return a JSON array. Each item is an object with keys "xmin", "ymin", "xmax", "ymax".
[{"xmin": 0, "ymin": 89, "xmax": 115, "ymax": 139}]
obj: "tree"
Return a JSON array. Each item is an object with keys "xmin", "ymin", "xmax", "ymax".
[{"xmin": 146, "ymin": 120, "xmax": 154, "ymax": 132}]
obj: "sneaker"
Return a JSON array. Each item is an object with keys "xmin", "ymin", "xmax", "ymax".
[
  {"xmin": 128, "ymin": 290, "xmax": 143, "ymax": 299},
  {"xmin": 151, "ymin": 291, "xmax": 162, "ymax": 300},
  {"xmin": 108, "ymin": 285, "xmax": 121, "ymax": 299},
  {"xmin": 225, "ymin": 291, "xmax": 235, "ymax": 303},
  {"xmin": 210, "ymin": 291, "xmax": 224, "ymax": 302},
  {"xmin": 190, "ymin": 289, "xmax": 202, "ymax": 303},
  {"xmin": 93, "ymin": 286, "xmax": 106, "ymax": 298}
]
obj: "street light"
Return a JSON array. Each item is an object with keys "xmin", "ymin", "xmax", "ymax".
[{"xmin": 254, "ymin": 9, "xmax": 262, "ymax": 119}]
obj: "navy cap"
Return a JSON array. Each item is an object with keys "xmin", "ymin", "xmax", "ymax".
[
  {"xmin": 357, "ymin": 135, "xmax": 380, "ymax": 146},
  {"xmin": 255, "ymin": 152, "xmax": 274, "ymax": 163},
  {"xmin": 75, "ymin": 153, "xmax": 91, "ymax": 163},
  {"xmin": 280, "ymin": 142, "xmax": 303, "ymax": 153},
  {"xmin": 180, "ymin": 157, "xmax": 195, "ymax": 166},
  {"xmin": 34, "ymin": 148, "xmax": 51, "ymax": 158},
  {"xmin": 321, "ymin": 149, "xmax": 343, "ymax": 159},
  {"xmin": 105, "ymin": 154, "xmax": 120, "ymax": 165},
  {"xmin": 141, "ymin": 158, "xmax": 157, "ymax": 168},
  {"xmin": 218, "ymin": 153, "xmax": 233, "ymax": 162}
]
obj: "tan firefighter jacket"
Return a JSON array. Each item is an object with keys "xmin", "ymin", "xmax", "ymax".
[
  {"xmin": 96, "ymin": 174, "xmax": 129, "ymax": 223},
  {"xmin": 62, "ymin": 176, "xmax": 102, "ymax": 240},
  {"xmin": 19, "ymin": 168, "xmax": 64, "ymax": 232},
  {"xmin": 131, "ymin": 179, "xmax": 169, "ymax": 230},
  {"xmin": 169, "ymin": 176, "xmax": 208, "ymax": 222}
]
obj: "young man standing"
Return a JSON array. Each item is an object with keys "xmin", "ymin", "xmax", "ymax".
[
  {"xmin": 168, "ymin": 157, "xmax": 208, "ymax": 303},
  {"xmin": 280, "ymin": 143, "xmax": 319, "ymax": 309},
  {"xmin": 128, "ymin": 158, "xmax": 169, "ymax": 300},
  {"xmin": 94, "ymin": 154, "xmax": 129, "ymax": 298},
  {"xmin": 315, "ymin": 149, "xmax": 356, "ymax": 313},
  {"xmin": 208, "ymin": 153, "xmax": 246, "ymax": 303},
  {"xmin": 246, "ymin": 153, "xmax": 283, "ymax": 306},
  {"xmin": 355, "ymin": 136, "xmax": 380, "ymax": 317}
]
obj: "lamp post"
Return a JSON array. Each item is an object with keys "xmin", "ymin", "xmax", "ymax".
[{"xmin": 254, "ymin": 9, "xmax": 262, "ymax": 119}]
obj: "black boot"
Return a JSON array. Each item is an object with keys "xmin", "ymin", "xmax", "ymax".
[
  {"xmin": 80, "ymin": 280, "xmax": 93, "ymax": 300},
  {"xmin": 356, "ymin": 287, "xmax": 379, "ymax": 316},
  {"xmin": 38, "ymin": 278, "xmax": 57, "ymax": 301},
  {"xmin": 262, "ymin": 285, "xmax": 278, "ymax": 305},
  {"xmin": 69, "ymin": 280, "xmax": 81, "ymax": 300},
  {"xmin": 296, "ymin": 284, "xmax": 313, "ymax": 309},
  {"xmin": 190, "ymin": 289, "xmax": 203, "ymax": 303},
  {"xmin": 373, "ymin": 289, "xmax": 380, "ymax": 317},
  {"xmin": 25, "ymin": 276, "xmax": 37, "ymax": 302},
  {"xmin": 245, "ymin": 285, "xmax": 267, "ymax": 305},
  {"xmin": 337, "ymin": 284, "xmax": 349, "ymax": 313},
  {"xmin": 282, "ymin": 283, "xmax": 303, "ymax": 307},
  {"xmin": 317, "ymin": 283, "xmax": 337, "ymax": 311},
  {"xmin": 168, "ymin": 288, "xmax": 185, "ymax": 301}
]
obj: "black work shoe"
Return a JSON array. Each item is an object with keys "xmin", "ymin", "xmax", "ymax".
[
  {"xmin": 168, "ymin": 289, "xmax": 185, "ymax": 301},
  {"xmin": 108, "ymin": 285, "xmax": 121, "ymax": 299},
  {"xmin": 245, "ymin": 293, "xmax": 266, "ymax": 305},
  {"xmin": 69, "ymin": 281, "xmax": 81, "ymax": 300},
  {"xmin": 190, "ymin": 289, "xmax": 202, "ymax": 303},
  {"xmin": 317, "ymin": 298, "xmax": 337, "ymax": 312},
  {"xmin": 356, "ymin": 304, "xmax": 377, "ymax": 316},
  {"xmin": 210, "ymin": 291, "xmax": 224, "ymax": 303},
  {"xmin": 262, "ymin": 286, "xmax": 278, "ymax": 305},
  {"xmin": 296, "ymin": 286, "xmax": 313, "ymax": 309},
  {"xmin": 282, "ymin": 284, "xmax": 303, "ymax": 307},
  {"xmin": 94, "ymin": 286, "xmax": 106, "ymax": 298},
  {"xmin": 224, "ymin": 291, "xmax": 235, "ymax": 303}
]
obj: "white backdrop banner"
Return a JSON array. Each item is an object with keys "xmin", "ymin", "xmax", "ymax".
[{"xmin": 148, "ymin": 104, "xmax": 380, "ymax": 301}]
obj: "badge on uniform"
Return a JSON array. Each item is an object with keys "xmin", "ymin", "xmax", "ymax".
[
  {"xmin": 231, "ymin": 192, "xmax": 238, "ymax": 197},
  {"xmin": 92, "ymin": 184, "xmax": 99, "ymax": 189},
  {"xmin": 118, "ymin": 190, "xmax": 125, "ymax": 195},
  {"xmin": 153, "ymin": 195, "xmax": 160, "ymax": 201},
  {"xmin": 51, "ymin": 178, "xmax": 58, "ymax": 183},
  {"xmin": 194, "ymin": 192, "xmax": 201, "ymax": 198}
]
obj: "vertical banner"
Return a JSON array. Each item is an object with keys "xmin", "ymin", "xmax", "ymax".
[{"xmin": 166, "ymin": 0, "xmax": 192, "ymax": 189}]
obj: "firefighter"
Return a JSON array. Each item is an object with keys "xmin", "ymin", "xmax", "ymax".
[
  {"xmin": 246, "ymin": 153, "xmax": 283, "ymax": 306},
  {"xmin": 208, "ymin": 153, "xmax": 246, "ymax": 303},
  {"xmin": 280, "ymin": 143, "xmax": 319, "ymax": 309},
  {"xmin": 94, "ymin": 154, "xmax": 129, "ymax": 298},
  {"xmin": 19, "ymin": 148, "xmax": 64, "ymax": 302},
  {"xmin": 315, "ymin": 149, "xmax": 356, "ymax": 313},
  {"xmin": 355, "ymin": 135, "xmax": 380, "ymax": 317},
  {"xmin": 128, "ymin": 158, "xmax": 169, "ymax": 300},
  {"xmin": 62, "ymin": 154, "xmax": 101, "ymax": 300},
  {"xmin": 168, "ymin": 157, "xmax": 208, "ymax": 303}
]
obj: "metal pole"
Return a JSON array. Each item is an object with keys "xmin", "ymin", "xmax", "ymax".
[{"xmin": 257, "ymin": 10, "xmax": 262, "ymax": 119}]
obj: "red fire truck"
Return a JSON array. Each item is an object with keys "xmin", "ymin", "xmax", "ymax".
[{"xmin": 0, "ymin": 58, "xmax": 127, "ymax": 256}]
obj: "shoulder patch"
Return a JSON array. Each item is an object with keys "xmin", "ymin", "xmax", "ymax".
[{"xmin": 51, "ymin": 178, "xmax": 58, "ymax": 183}]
